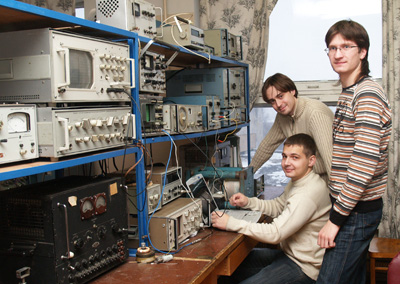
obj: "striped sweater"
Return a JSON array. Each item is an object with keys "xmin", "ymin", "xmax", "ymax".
[{"xmin": 329, "ymin": 77, "xmax": 392, "ymax": 226}]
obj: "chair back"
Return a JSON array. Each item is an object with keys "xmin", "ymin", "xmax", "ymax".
[{"xmin": 388, "ymin": 251, "xmax": 400, "ymax": 284}]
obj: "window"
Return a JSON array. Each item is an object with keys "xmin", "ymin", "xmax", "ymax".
[
  {"xmin": 239, "ymin": 0, "xmax": 382, "ymax": 199},
  {"xmin": 265, "ymin": 0, "xmax": 382, "ymax": 82}
]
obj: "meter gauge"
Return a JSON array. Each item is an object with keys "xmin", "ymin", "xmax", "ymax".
[
  {"xmin": 94, "ymin": 193, "xmax": 107, "ymax": 215},
  {"xmin": 80, "ymin": 197, "xmax": 95, "ymax": 220},
  {"xmin": 178, "ymin": 106, "xmax": 188, "ymax": 131},
  {"xmin": 142, "ymin": 54, "xmax": 154, "ymax": 70},
  {"xmin": 134, "ymin": 2, "xmax": 140, "ymax": 17},
  {"xmin": 7, "ymin": 112, "xmax": 30, "ymax": 133}
]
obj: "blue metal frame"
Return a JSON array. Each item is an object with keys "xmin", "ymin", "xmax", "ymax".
[
  {"xmin": 0, "ymin": 147, "xmax": 139, "ymax": 181},
  {"xmin": 0, "ymin": 0, "xmax": 252, "ymax": 247},
  {"xmin": 128, "ymin": 37, "xmax": 149, "ymax": 244},
  {"xmin": 1, "ymin": 0, "xmax": 136, "ymax": 39},
  {"xmin": 142, "ymin": 123, "xmax": 249, "ymax": 144}
]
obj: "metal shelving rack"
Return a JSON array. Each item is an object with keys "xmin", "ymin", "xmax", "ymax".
[{"xmin": 0, "ymin": 0, "xmax": 251, "ymax": 246}]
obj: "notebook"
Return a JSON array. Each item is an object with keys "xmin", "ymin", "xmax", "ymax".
[{"xmin": 222, "ymin": 209, "xmax": 262, "ymax": 223}]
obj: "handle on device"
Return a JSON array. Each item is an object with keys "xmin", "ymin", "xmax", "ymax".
[
  {"xmin": 56, "ymin": 48, "xmax": 71, "ymax": 89},
  {"xmin": 57, "ymin": 116, "xmax": 70, "ymax": 152},
  {"xmin": 57, "ymin": 203, "xmax": 74, "ymax": 260},
  {"xmin": 175, "ymin": 16, "xmax": 190, "ymax": 24}
]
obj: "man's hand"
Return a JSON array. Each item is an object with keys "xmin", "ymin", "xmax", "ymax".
[
  {"xmin": 318, "ymin": 220, "xmax": 340, "ymax": 248},
  {"xmin": 211, "ymin": 211, "xmax": 230, "ymax": 230},
  {"xmin": 229, "ymin": 193, "xmax": 249, "ymax": 208}
]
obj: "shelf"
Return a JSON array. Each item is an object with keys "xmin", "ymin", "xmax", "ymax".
[
  {"xmin": 141, "ymin": 123, "xmax": 249, "ymax": 144},
  {"xmin": 0, "ymin": 147, "xmax": 139, "ymax": 181},
  {"xmin": 0, "ymin": 0, "xmax": 251, "ymax": 262},
  {"xmin": 0, "ymin": 0, "xmax": 137, "ymax": 40},
  {"xmin": 138, "ymin": 35, "xmax": 249, "ymax": 68}
]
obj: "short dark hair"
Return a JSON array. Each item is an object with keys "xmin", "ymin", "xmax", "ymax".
[
  {"xmin": 262, "ymin": 73, "xmax": 298, "ymax": 103},
  {"xmin": 325, "ymin": 19, "xmax": 370, "ymax": 81},
  {"xmin": 283, "ymin": 133, "xmax": 316, "ymax": 157}
]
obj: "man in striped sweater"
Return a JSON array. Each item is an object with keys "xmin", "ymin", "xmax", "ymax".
[
  {"xmin": 249, "ymin": 73, "xmax": 334, "ymax": 183},
  {"xmin": 317, "ymin": 20, "xmax": 392, "ymax": 284}
]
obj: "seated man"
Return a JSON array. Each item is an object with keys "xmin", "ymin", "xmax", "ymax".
[{"xmin": 211, "ymin": 133, "xmax": 331, "ymax": 284}]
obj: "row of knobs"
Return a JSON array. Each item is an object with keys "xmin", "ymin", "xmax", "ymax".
[
  {"xmin": 19, "ymin": 142, "xmax": 36, "ymax": 155},
  {"xmin": 99, "ymin": 53, "xmax": 128, "ymax": 83},
  {"xmin": 68, "ymin": 116, "xmax": 130, "ymax": 129},
  {"xmin": 68, "ymin": 242, "xmax": 125, "ymax": 283},
  {"xmin": 75, "ymin": 133, "xmax": 123, "ymax": 143},
  {"xmin": 163, "ymin": 186, "xmax": 182, "ymax": 202},
  {"xmin": 99, "ymin": 54, "xmax": 128, "ymax": 62}
]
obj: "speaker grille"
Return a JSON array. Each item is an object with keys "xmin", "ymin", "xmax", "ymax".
[
  {"xmin": 97, "ymin": 0, "xmax": 120, "ymax": 18},
  {"xmin": 0, "ymin": 197, "xmax": 45, "ymax": 241}
]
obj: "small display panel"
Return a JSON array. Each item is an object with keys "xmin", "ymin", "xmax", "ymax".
[
  {"xmin": 191, "ymin": 28, "xmax": 200, "ymax": 37},
  {"xmin": 143, "ymin": 54, "xmax": 154, "ymax": 70},
  {"xmin": 69, "ymin": 49, "xmax": 93, "ymax": 89},
  {"xmin": 7, "ymin": 112, "xmax": 30, "ymax": 133}
]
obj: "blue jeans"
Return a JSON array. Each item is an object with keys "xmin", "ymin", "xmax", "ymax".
[
  {"xmin": 317, "ymin": 208, "xmax": 382, "ymax": 284},
  {"xmin": 225, "ymin": 248, "xmax": 315, "ymax": 284}
]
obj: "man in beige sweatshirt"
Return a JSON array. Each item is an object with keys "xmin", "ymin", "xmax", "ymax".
[
  {"xmin": 212, "ymin": 134, "xmax": 331, "ymax": 283},
  {"xmin": 249, "ymin": 73, "xmax": 334, "ymax": 182}
]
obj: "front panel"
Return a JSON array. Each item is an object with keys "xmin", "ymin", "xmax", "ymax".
[
  {"xmin": 0, "ymin": 104, "xmax": 38, "ymax": 164},
  {"xmin": 0, "ymin": 28, "xmax": 131, "ymax": 103},
  {"xmin": 0, "ymin": 176, "xmax": 129, "ymax": 284},
  {"xmin": 37, "ymin": 106, "xmax": 135, "ymax": 159},
  {"xmin": 96, "ymin": 0, "xmax": 157, "ymax": 38}
]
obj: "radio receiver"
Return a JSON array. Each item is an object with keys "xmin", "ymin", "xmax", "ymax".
[{"xmin": 0, "ymin": 176, "xmax": 129, "ymax": 284}]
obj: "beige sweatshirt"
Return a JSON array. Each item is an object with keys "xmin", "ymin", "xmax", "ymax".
[
  {"xmin": 249, "ymin": 97, "xmax": 334, "ymax": 180},
  {"xmin": 225, "ymin": 171, "xmax": 331, "ymax": 280}
]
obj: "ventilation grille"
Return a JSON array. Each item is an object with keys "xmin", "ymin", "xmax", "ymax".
[
  {"xmin": 97, "ymin": 0, "xmax": 120, "ymax": 18},
  {"xmin": 0, "ymin": 94, "xmax": 41, "ymax": 101},
  {"xmin": 0, "ymin": 197, "xmax": 45, "ymax": 241}
]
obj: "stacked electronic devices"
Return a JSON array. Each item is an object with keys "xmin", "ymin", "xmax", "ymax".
[
  {"xmin": 166, "ymin": 67, "xmax": 248, "ymax": 128},
  {"xmin": 0, "ymin": 27, "xmax": 135, "ymax": 162},
  {"xmin": 119, "ymin": 166, "xmax": 187, "ymax": 248},
  {"xmin": 204, "ymin": 28, "xmax": 243, "ymax": 61},
  {"xmin": 155, "ymin": 16, "xmax": 243, "ymax": 61},
  {"xmin": 138, "ymin": 62, "xmax": 247, "ymax": 137}
]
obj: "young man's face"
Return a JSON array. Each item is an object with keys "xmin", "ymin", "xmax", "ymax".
[
  {"xmin": 327, "ymin": 33, "xmax": 367, "ymax": 81},
  {"xmin": 281, "ymin": 144, "xmax": 315, "ymax": 182},
  {"xmin": 265, "ymin": 85, "xmax": 297, "ymax": 116}
]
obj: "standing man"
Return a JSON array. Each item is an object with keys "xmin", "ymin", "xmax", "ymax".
[
  {"xmin": 317, "ymin": 20, "xmax": 392, "ymax": 283},
  {"xmin": 212, "ymin": 134, "xmax": 331, "ymax": 284},
  {"xmin": 250, "ymin": 73, "xmax": 334, "ymax": 182}
]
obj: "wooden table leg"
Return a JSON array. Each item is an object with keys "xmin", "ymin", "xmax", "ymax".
[{"xmin": 370, "ymin": 257, "xmax": 375, "ymax": 284}]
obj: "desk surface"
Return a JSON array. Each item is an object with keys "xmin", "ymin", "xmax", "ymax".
[{"xmin": 90, "ymin": 228, "xmax": 258, "ymax": 284}]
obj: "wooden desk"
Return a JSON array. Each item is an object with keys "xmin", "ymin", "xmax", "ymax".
[{"xmin": 90, "ymin": 228, "xmax": 259, "ymax": 284}]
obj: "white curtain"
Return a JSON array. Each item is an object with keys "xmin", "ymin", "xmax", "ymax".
[
  {"xmin": 17, "ymin": 0, "xmax": 76, "ymax": 15},
  {"xmin": 380, "ymin": 0, "xmax": 400, "ymax": 239},
  {"xmin": 199, "ymin": 0, "xmax": 278, "ymax": 109}
]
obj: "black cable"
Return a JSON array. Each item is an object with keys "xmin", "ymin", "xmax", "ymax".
[
  {"xmin": 177, "ymin": 131, "xmax": 229, "ymax": 218},
  {"xmin": 113, "ymin": 157, "xmax": 119, "ymax": 172}
]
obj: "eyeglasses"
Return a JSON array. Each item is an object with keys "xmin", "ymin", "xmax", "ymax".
[{"xmin": 324, "ymin": 45, "xmax": 358, "ymax": 55}]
